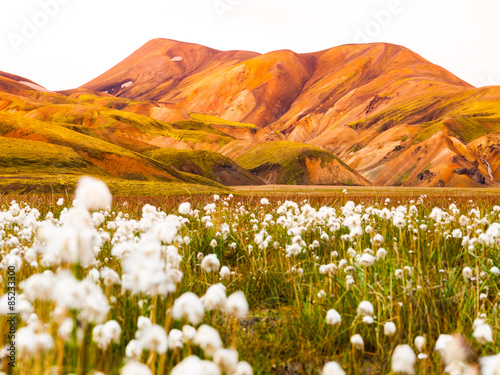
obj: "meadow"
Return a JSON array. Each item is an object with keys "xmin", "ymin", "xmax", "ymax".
[{"xmin": 1, "ymin": 178, "xmax": 500, "ymax": 375}]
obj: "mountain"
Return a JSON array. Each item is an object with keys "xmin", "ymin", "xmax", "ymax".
[
  {"xmin": 0, "ymin": 71, "xmax": 53, "ymax": 95},
  {"xmin": 1, "ymin": 39, "xmax": 499, "ymax": 188},
  {"xmin": 80, "ymin": 39, "xmax": 500, "ymax": 187}
]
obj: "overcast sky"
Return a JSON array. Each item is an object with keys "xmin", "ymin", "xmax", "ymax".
[{"xmin": 1, "ymin": 0, "xmax": 499, "ymax": 91}]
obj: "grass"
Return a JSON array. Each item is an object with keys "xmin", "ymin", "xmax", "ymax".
[
  {"xmin": 344, "ymin": 90, "xmax": 500, "ymax": 147},
  {"xmin": 0, "ymin": 112, "xmax": 142, "ymax": 160},
  {"xmin": 0, "ymin": 138, "xmax": 101, "ymax": 175},
  {"xmin": 447, "ymin": 117, "xmax": 500, "ymax": 143},
  {"xmin": 0, "ymin": 174, "xmax": 229, "ymax": 196},
  {"xmin": 394, "ymin": 166, "xmax": 416, "ymax": 186},
  {"xmin": 189, "ymin": 113, "xmax": 258, "ymax": 130},
  {"xmin": 146, "ymin": 148, "xmax": 239, "ymax": 182},
  {"xmin": 1, "ymin": 190, "xmax": 500, "ymax": 374},
  {"xmin": 412, "ymin": 121, "xmax": 445, "ymax": 143},
  {"xmin": 231, "ymin": 184, "xmax": 500, "ymax": 198},
  {"xmin": 235, "ymin": 141, "xmax": 354, "ymax": 184}
]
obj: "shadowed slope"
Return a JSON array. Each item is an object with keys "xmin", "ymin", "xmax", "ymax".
[{"xmin": 146, "ymin": 148, "xmax": 265, "ymax": 186}]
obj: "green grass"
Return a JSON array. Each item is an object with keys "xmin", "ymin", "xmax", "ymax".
[
  {"xmin": 146, "ymin": 148, "xmax": 239, "ymax": 182},
  {"xmin": 0, "ymin": 174, "xmax": 230, "ymax": 196},
  {"xmin": 0, "ymin": 112, "xmax": 142, "ymax": 160},
  {"xmin": 0, "ymin": 137, "xmax": 101, "ymax": 175},
  {"xmin": 394, "ymin": 166, "xmax": 416, "ymax": 186},
  {"xmin": 189, "ymin": 113, "xmax": 258, "ymax": 130},
  {"xmin": 447, "ymin": 117, "xmax": 500, "ymax": 143},
  {"xmin": 413, "ymin": 121, "xmax": 445, "ymax": 143},
  {"xmin": 236, "ymin": 141, "xmax": 353, "ymax": 184}
]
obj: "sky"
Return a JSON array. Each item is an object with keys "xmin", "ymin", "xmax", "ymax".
[{"xmin": 1, "ymin": 0, "xmax": 499, "ymax": 91}]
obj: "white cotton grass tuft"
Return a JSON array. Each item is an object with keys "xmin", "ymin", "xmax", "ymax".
[
  {"xmin": 214, "ymin": 348, "xmax": 239, "ymax": 374},
  {"xmin": 92, "ymin": 320, "xmax": 121, "ymax": 350},
  {"xmin": 137, "ymin": 316, "xmax": 152, "ymax": 331},
  {"xmin": 201, "ymin": 283, "xmax": 226, "ymax": 311},
  {"xmin": 219, "ymin": 266, "xmax": 231, "ymax": 279},
  {"xmin": 435, "ymin": 334, "xmax": 472, "ymax": 366},
  {"xmin": 462, "ymin": 266, "xmax": 473, "ymax": 280},
  {"xmin": 473, "ymin": 318, "xmax": 486, "ymax": 330},
  {"xmin": 36, "ymin": 206, "xmax": 103, "ymax": 268},
  {"xmin": 473, "ymin": 322, "xmax": 493, "ymax": 344},
  {"xmin": 38, "ymin": 271, "xmax": 110, "ymax": 324},
  {"xmin": 178, "ymin": 202, "xmax": 191, "ymax": 215},
  {"xmin": 125, "ymin": 339, "xmax": 143, "ymax": 360},
  {"xmin": 168, "ymin": 329, "xmax": 184, "ymax": 350},
  {"xmin": 234, "ymin": 361, "xmax": 253, "ymax": 375},
  {"xmin": 135, "ymin": 324, "xmax": 168, "ymax": 354},
  {"xmin": 100, "ymin": 267, "xmax": 121, "ymax": 286},
  {"xmin": 194, "ymin": 324, "xmax": 223, "ymax": 357},
  {"xmin": 350, "ymin": 334, "xmax": 364, "ymax": 351},
  {"xmin": 58, "ymin": 318, "xmax": 74, "ymax": 341},
  {"xmin": 75, "ymin": 176, "xmax": 112, "ymax": 211},
  {"xmin": 443, "ymin": 360, "xmax": 477, "ymax": 375},
  {"xmin": 120, "ymin": 360, "xmax": 152, "ymax": 375},
  {"xmin": 225, "ymin": 291, "xmax": 249, "ymax": 319},
  {"xmin": 201, "ymin": 254, "xmax": 221, "ymax": 273},
  {"xmin": 326, "ymin": 309, "xmax": 341, "ymax": 326},
  {"xmin": 19, "ymin": 272, "xmax": 55, "ymax": 302},
  {"xmin": 376, "ymin": 248, "xmax": 387, "ymax": 259},
  {"xmin": 358, "ymin": 253, "xmax": 376, "ymax": 267},
  {"xmin": 435, "ymin": 334, "xmax": 454, "ymax": 364},
  {"xmin": 322, "ymin": 361, "xmax": 346, "ymax": 375},
  {"xmin": 414, "ymin": 336, "xmax": 426, "ymax": 352},
  {"xmin": 172, "ymin": 292, "xmax": 205, "ymax": 325},
  {"xmin": 384, "ymin": 322, "xmax": 397, "ymax": 336},
  {"xmin": 182, "ymin": 325, "xmax": 197, "ymax": 342},
  {"xmin": 362, "ymin": 316, "xmax": 374, "ymax": 325},
  {"xmin": 391, "ymin": 344, "xmax": 416, "ymax": 374},
  {"xmin": 357, "ymin": 301, "xmax": 374, "ymax": 317},
  {"xmin": 171, "ymin": 355, "xmax": 221, "ymax": 375},
  {"xmin": 16, "ymin": 326, "xmax": 54, "ymax": 359},
  {"xmin": 479, "ymin": 354, "xmax": 500, "ymax": 375},
  {"xmin": 0, "ymin": 294, "xmax": 33, "ymax": 320}
]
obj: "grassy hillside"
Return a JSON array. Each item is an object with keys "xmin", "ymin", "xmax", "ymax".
[
  {"xmin": 189, "ymin": 113, "xmax": 258, "ymax": 130},
  {"xmin": 0, "ymin": 137, "xmax": 100, "ymax": 175},
  {"xmin": 236, "ymin": 141, "xmax": 369, "ymax": 185},
  {"xmin": 0, "ymin": 112, "xmax": 226, "ymax": 188},
  {"xmin": 147, "ymin": 148, "xmax": 264, "ymax": 186}
]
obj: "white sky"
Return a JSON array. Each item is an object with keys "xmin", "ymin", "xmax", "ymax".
[{"xmin": 1, "ymin": 0, "xmax": 499, "ymax": 91}]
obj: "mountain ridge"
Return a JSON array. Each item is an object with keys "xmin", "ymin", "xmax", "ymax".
[{"xmin": 1, "ymin": 38, "xmax": 499, "ymax": 188}]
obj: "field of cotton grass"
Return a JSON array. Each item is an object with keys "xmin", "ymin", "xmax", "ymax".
[{"xmin": 1, "ymin": 177, "xmax": 500, "ymax": 374}]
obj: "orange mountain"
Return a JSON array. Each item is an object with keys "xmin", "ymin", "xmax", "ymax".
[
  {"xmin": 1, "ymin": 39, "xmax": 499, "ymax": 188},
  {"xmin": 80, "ymin": 39, "xmax": 500, "ymax": 187}
]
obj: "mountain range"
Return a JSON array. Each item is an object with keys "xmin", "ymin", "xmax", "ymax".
[{"xmin": 1, "ymin": 38, "xmax": 499, "ymax": 188}]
